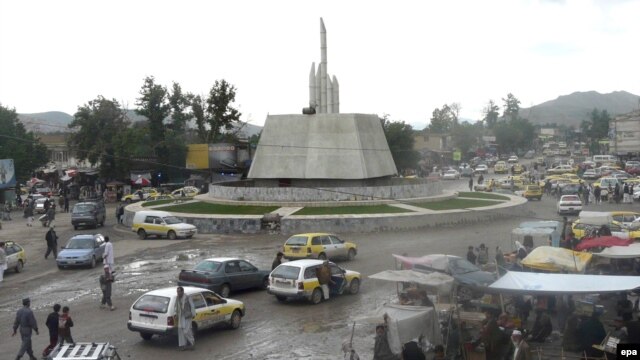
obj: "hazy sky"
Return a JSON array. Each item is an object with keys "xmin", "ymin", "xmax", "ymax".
[{"xmin": 1, "ymin": 0, "xmax": 639, "ymax": 129}]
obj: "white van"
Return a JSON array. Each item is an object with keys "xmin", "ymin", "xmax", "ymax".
[
  {"xmin": 593, "ymin": 155, "xmax": 617, "ymax": 164},
  {"xmin": 131, "ymin": 210, "xmax": 197, "ymax": 240}
]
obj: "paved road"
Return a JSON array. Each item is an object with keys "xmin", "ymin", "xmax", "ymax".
[{"xmin": 0, "ymin": 173, "xmax": 633, "ymax": 359}]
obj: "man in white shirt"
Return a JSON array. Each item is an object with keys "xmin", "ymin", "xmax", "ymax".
[{"xmin": 102, "ymin": 236, "xmax": 114, "ymax": 275}]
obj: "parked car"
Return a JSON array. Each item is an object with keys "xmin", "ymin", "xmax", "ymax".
[
  {"xmin": 411, "ymin": 254, "xmax": 495, "ymax": 300},
  {"xmin": 56, "ymin": 234, "xmax": 106, "ymax": 269},
  {"xmin": 494, "ymin": 161, "xmax": 508, "ymax": 174},
  {"xmin": 122, "ymin": 188, "xmax": 159, "ymax": 203},
  {"xmin": 145, "ymin": 194, "xmax": 175, "ymax": 202},
  {"xmin": 507, "ymin": 156, "xmax": 519, "ymax": 163},
  {"xmin": 3, "ymin": 241, "xmax": 26, "ymax": 273},
  {"xmin": 442, "ymin": 170, "xmax": 460, "ymax": 180},
  {"xmin": 128, "ymin": 286, "xmax": 244, "ymax": 341},
  {"xmin": 177, "ymin": 258, "xmax": 271, "ymax": 298},
  {"xmin": 547, "ymin": 165, "xmax": 575, "ymax": 175},
  {"xmin": 171, "ymin": 186, "xmax": 200, "ymax": 198},
  {"xmin": 557, "ymin": 195, "xmax": 582, "ymax": 215},
  {"xmin": 582, "ymin": 169, "xmax": 600, "ymax": 180},
  {"xmin": 267, "ymin": 260, "xmax": 361, "ymax": 304},
  {"xmin": 474, "ymin": 164, "xmax": 488, "ymax": 174},
  {"xmin": 33, "ymin": 195, "xmax": 48, "ymax": 214},
  {"xmin": 131, "ymin": 210, "xmax": 197, "ymax": 240},
  {"xmin": 283, "ymin": 233, "xmax": 357, "ymax": 261},
  {"xmin": 71, "ymin": 200, "xmax": 106, "ymax": 229},
  {"xmin": 610, "ymin": 211, "xmax": 640, "ymax": 227},
  {"xmin": 460, "ymin": 167, "xmax": 473, "ymax": 177}
]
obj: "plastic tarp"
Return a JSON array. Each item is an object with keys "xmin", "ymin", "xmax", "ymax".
[
  {"xmin": 520, "ymin": 246, "xmax": 592, "ymax": 272},
  {"xmin": 392, "ymin": 254, "xmax": 452, "ymax": 272},
  {"xmin": 595, "ymin": 243, "xmax": 640, "ymax": 258},
  {"xmin": 575, "ymin": 236, "xmax": 633, "ymax": 251},
  {"xmin": 578, "ymin": 211, "xmax": 613, "ymax": 226},
  {"xmin": 358, "ymin": 304, "xmax": 442, "ymax": 355},
  {"xmin": 514, "ymin": 221, "xmax": 561, "ymax": 247},
  {"xmin": 369, "ymin": 270, "xmax": 454, "ymax": 293},
  {"xmin": 488, "ymin": 272, "xmax": 640, "ymax": 294}
]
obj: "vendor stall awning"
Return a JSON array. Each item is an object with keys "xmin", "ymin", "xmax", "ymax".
[
  {"xmin": 369, "ymin": 270, "xmax": 454, "ymax": 292},
  {"xmin": 488, "ymin": 271, "xmax": 640, "ymax": 294},
  {"xmin": 521, "ymin": 246, "xmax": 592, "ymax": 272},
  {"xmin": 595, "ymin": 243, "xmax": 640, "ymax": 259},
  {"xmin": 575, "ymin": 236, "xmax": 632, "ymax": 251}
]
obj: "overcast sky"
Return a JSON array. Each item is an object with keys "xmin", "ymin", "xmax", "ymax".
[{"xmin": 1, "ymin": 0, "xmax": 639, "ymax": 130}]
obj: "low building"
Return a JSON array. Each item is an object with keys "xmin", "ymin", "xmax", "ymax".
[{"xmin": 610, "ymin": 110, "xmax": 640, "ymax": 156}]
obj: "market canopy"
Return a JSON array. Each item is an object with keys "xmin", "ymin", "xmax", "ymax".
[
  {"xmin": 575, "ymin": 236, "xmax": 632, "ymax": 251},
  {"xmin": 521, "ymin": 246, "xmax": 592, "ymax": 272},
  {"xmin": 392, "ymin": 254, "xmax": 453, "ymax": 272},
  {"xmin": 369, "ymin": 270, "xmax": 454, "ymax": 292},
  {"xmin": 595, "ymin": 243, "xmax": 640, "ymax": 259},
  {"xmin": 488, "ymin": 271, "xmax": 640, "ymax": 295}
]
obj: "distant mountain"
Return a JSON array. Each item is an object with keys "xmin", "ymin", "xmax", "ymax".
[
  {"xmin": 18, "ymin": 110, "xmax": 262, "ymax": 137},
  {"xmin": 520, "ymin": 91, "xmax": 640, "ymax": 126}
]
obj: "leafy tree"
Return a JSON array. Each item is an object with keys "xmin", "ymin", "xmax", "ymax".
[
  {"xmin": 428, "ymin": 105, "xmax": 454, "ymax": 133},
  {"xmin": 67, "ymin": 96, "xmax": 129, "ymax": 178},
  {"xmin": 168, "ymin": 82, "xmax": 191, "ymax": 134},
  {"xmin": 581, "ymin": 108, "xmax": 611, "ymax": 153},
  {"xmin": 502, "ymin": 93, "xmax": 521, "ymax": 121},
  {"xmin": 482, "ymin": 100, "xmax": 500, "ymax": 129},
  {"xmin": 0, "ymin": 104, "xmax": 48, "ymax": 183},
  {"xmin": 381, "ymin": 115, "xmax": 420, "ymax": 172},
  {"xmin": 451, "ymin": 122, "xmax": 479, "ymax": 156},
  {"xmin": 449, "ymin": 102, "xmax": 461, "ymax": 127},
  {"xmin": 193, "ymin": 79, "xmax": 242, "ymax": 143},
  {"xmin": 135, "ymin": 76, "xmax": 170, "ymax": 142},
  {"xmin": 494, "ymin": 117, "xmax": 535, "ymax": 154}
]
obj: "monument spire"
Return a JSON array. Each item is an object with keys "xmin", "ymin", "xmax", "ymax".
[
  {"xmin": 320, "ymin": 18, "xmax": 327, "ymax": 113},
  {"xmin": 307, "ymin": 17, "xmax": 339, "ymax": 114}
]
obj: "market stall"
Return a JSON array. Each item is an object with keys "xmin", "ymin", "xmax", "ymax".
[{"xmin": 520, "ymin": 246, "xmax": 593, "ymax": 273}]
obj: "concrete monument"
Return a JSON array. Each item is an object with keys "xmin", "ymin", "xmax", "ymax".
[{"xmin": 309, "ymin": 18, "xmax": 339, "ymax": 114}]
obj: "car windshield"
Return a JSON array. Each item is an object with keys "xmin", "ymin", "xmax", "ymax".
[
  {"xmin": 133, "ymin": 295, "xmax": 171, "ymax": 314},
  {"xmin": 73, "ymin": 204, "xmax": 95, "ymax": 213},
  {"xmin": 66, "ymin": 237, "xmax": 94, "ymax": 249},
  {"xmin": 271, "ymin": 265, "xmax": 300, "ymax": 280},
  {"xmin": 562, "ymin": 195, "xmax": 580, "ymax": 202},
  {"xmin": 449, "ymin": 258, "xmax": 479, "ymax": 274},
  {"xmin": 285, "ymin": 236, "xmax": 308, "ymax": 246},
  {"xmin": 194, "ymin": 261, "xmax": 222, "ymax": 272},
  {"xmin": 162, "ymin": 216, "xmax": 182, "ymax": 225}
]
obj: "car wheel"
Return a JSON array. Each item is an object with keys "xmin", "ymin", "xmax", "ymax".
[
  {"xmin": 458, "ymin": 286, "xmax": 474, "ymax": 301},
  {"xmin": 349, "ymin": 279, "xmax": 360, "ymax": 294},
  {"xmin": 318, "ymin": 253, "xmax": 327, "ymax": 260},
  {"xmin": 15, "ymin": 260, "xmax": 24, "ymax": 273},
  {"xmin": 140, "ymin": 332, "xmax": 153, "ymax": 341},
  {"xmin": 90, "ymin": 256, "xmax": 96, "ymax": 269},
  {"xmin": 220, "ymin": 284, "xmax": 231, "ymax": 298},
  {"xmin": 57, "ymin": 265, "xmax": 64, "ymax": 270},
  {"xmin": 137, "ymin": 229, "xmax": 147, "ymax": 240},
  {"xmin": 262, "ymin": 276, "xmax": 269, "ymax": 289},
  {"xmin": 347, "ymin": 249, "xmax": 356, "ymax": 261},
  {"xmin": 168, "ymin": 231, "xmax": 177, "ymax": 240},
  {"xmin": 276, "ymin": 295, "xmax": 287, "ymax": 302},
  {"xmin": 310, "ymin": 288, "xmax": 323, "ymax": 304},
  {"xmin": 229, "ymin": 310, "xmax": 242, "ymax": 330}
]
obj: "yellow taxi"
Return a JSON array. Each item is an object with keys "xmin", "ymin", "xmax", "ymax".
[
  {"xmin": 128, "ymin": 286, "xmax": 244, "ymax": 341},
  {"xmin": 609, "ymin": 211, "xmax": 640, "ymax": 226},
  {"xmin": 268, "ymin": 260, "xmax": 361, "ymax": 304},
  {"xmin": 560, "ymin": 173, "xmax": 584, "ymax": 183},
  {"xmin": 3, "ymin": 241, "xmax": 26, "ymax": 273},
  {"xmin": 494, "ymin": 161, "xmax": 508, "ymax": 174},
  {"xmin": 122, "ymin": 187, "xmax": 159, "ymax": 203},
  {"xmin": 523, "ymin": 185, "xmax": 543, "ymax": 201},
  {"xmin": 512, "ymin": 163, "xmax": 524, "ymax": 174},
  {"xmin": 571, "ymin": 220, "xmax": 640, "ymax": 240},
  {"xmin": 283, "ymin": 233, "xmax": 357, "ymax": 261}
]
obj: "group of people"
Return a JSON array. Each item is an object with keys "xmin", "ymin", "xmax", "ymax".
[{"xmin": 12, "ymin": 298, "xmax": 75, "ymax": 360}]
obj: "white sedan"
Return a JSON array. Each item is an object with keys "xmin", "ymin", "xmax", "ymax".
[
  {"xmin": 442, "ymin": 170, "xmax": 460, "ymax": 180},
  {"xmin": 557, "ymin": 195, "xmax": 582, "ymax": 215},
  {"xmin": 474, "ymin": 164, "xmax": 488, "ymax": 174}
]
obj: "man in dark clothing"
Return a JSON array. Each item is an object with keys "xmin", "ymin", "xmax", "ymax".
[
  {"xmin": 529, "ymin": 309, "xmax": 553, "ymax": 342},
  {"xmin": 45, "ymin": 226, "xmax": 58, "ymax": 260},
  {"xmin": 594, "ymin": 186, "xmax": 601, "ymax": 204},
  {"xmin": 42, "ymin": 304, "xmax": 61, "ymax": 357},
  {"xmin": 99, "ymin": 265, "xmax": 115, "ymax": 310},
  {"xmin": 315, "ymin": 261, "xmax": 333, "ymax": 300},
  {"xmin": 466, "ymin": 246, "xmax": 477, "ymax": 264},
  {"xmin": 479, "ymin": 311, "xmax": 510, "ymax": 359},
  {"xmin": 272, "ymin": 252, "xmax": 284, "ymax": 270},
  {"xmin": 373, "ymin": 319, "xmax": 397, "ymax": 360},
  {"xmin": 615, "ymin": 183, "xmax": 621, "ymax": 204},
  {"xmin": 43, "ymin": 198, "xmax": 50, "ymax": 212},
  {"xmin": 578, "ymin": 314, "xmax": 606, "ymax": 358},
  {"xmin": 12, "ymin": 298, "xmax": 39, "ymax": 360},
  {"xmin": 63, "ymin": 195, "xmax": 69, "ymax": 213},
  {"xmin": 468, "ymin": 177, "xmax": 473, "ymax": 191}
]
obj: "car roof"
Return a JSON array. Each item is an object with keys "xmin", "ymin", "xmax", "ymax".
[
  {"xmin": 201, "ymin": 257, "xmax": 240, "ymax": 263},
  {"xmin": 141, "ymin": 286, "xmax": 211, "ymax": 297},
  {"xmin": 278, "ymin": 259, "xmax": 334, "ymax": 268},
  {"xmin": 70, "ymin": 234, "xmax": 99, "ymax": 239},
  {"xmin": 290, "ymin": 233, "xmax": 334, "ymax": 237}
]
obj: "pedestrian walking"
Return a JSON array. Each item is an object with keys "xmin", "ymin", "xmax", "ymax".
[
  {"xmin": 477, "ymin": 243, "xmax": 489, "ymax": 265},
  {"xmin": 57, "ymin": 306, "xmax": 74, "ymax": 345},
  {"xmin": 42, "ymin": 304, "xmax": 61, "ymax": 358},
  {"xmin": 594, "ymin": 186, "xmax": 601, "ymax": 204},
  {"xmin": 12, "ymin": 297, "xmax": 39, "ymax": 360},
  {"xmin": 99, "ymin": 265, "xmax": 115, "ymax": 310},
  {"xmin": 0, "ymin": 241, "xmax": 7, "ymax": 285},
  {"xmin": 45, "ymin": 204, "xmax": 56, "ymax": 227},
  {"xmin": 63, "ymin": 195, "xmax": 69, "ymax": 213},
  {"xmin": 45, "ymin": 226, "xmax": 58, "ymax": 260},
  {"xmin": 44, "ymin": 197, "xmax": 50, "ymax": 212},
  {"xmin": 23, "ymin": 202, "xmax": 34, "ymax": 227},
  {"xmin": 102, "ymin": 236, "xmax": 114, "ymax": 275},
  {"xmin": 116, "ymin": 203, "xmax": 124, "ymax": 224},
  {"xmin": 272, "ymin": 251, "xmax": 284, "ymax": 270},
  {"xmin": 624, "ymin": 183, "xmax": 630, "ymax": 204},
  {"xmin": 315, "ymin": 260, "xmax": 334, "ymax": 300},
  {"xmin": 175, "ymin": 286, "xmax": 195, "ymax": 350},
  {"xmin": 615, "ymin": 183, "xmax": 621, "ymax": 204},
  {"xmin": 584, "ymin": 185, "xmax": 590, "ymax": 206},
  {"xmin": 468, "ymin": 176, "xmax": 473, "ymax": 191}
]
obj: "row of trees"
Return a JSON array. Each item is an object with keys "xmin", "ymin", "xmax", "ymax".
[{"xmin": 66, "ymin": 77, "xmax": 242, "ymax": 181}]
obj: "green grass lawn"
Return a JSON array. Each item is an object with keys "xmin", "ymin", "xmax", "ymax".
[
  {"xmin": 293, "ymin": 205, "xmax": 413, "ymax": 215},
  {"xmin": 141, "ymin": 199, "xmax": 175, "ymax": 207},
  {"xmin": 157, "ymin": 201, "xmax": 279, "ymax": 215},
  {"xmin": 457, "ymin": 192, "xmax": 510, "ymax": 201},
  {"xmin": 414, "ymin": 198, "xmax": 502, "ymax": 210}
]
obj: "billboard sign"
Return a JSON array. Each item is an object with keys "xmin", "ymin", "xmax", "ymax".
[{"xmin": 0, "ymin": 159, "xmax": 16, "ymax": 189}]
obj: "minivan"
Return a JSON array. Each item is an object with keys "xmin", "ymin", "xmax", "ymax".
[
  {"xmin": 131, "ymin": 210, "xmax": 197, "ymax": 239},
  {"xmin": 71, "ymin": 200, "xmax": 106, "ymax": 229}
]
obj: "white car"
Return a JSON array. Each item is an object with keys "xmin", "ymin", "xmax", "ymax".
[
  {"xmin": 127, "ymin": 286, "xmax": 245, "ymax": 341},
  {"xmin": 442, "ymin": 170, "xmax": 460, "ymax": 180},
  {"xmin": 474, "ymin": 164, "xmax": 488, "ymax": 174},
  {"xmin": 508, "ymin": 156, "xmax": 519, "ymax": 163},
  {"xmin": 582, "ymin": 169, "xmax": 600, "ymax": 180},
  {"xmin": 557, "ymin": 195, "xmax": 582, "ymax": 215}
]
